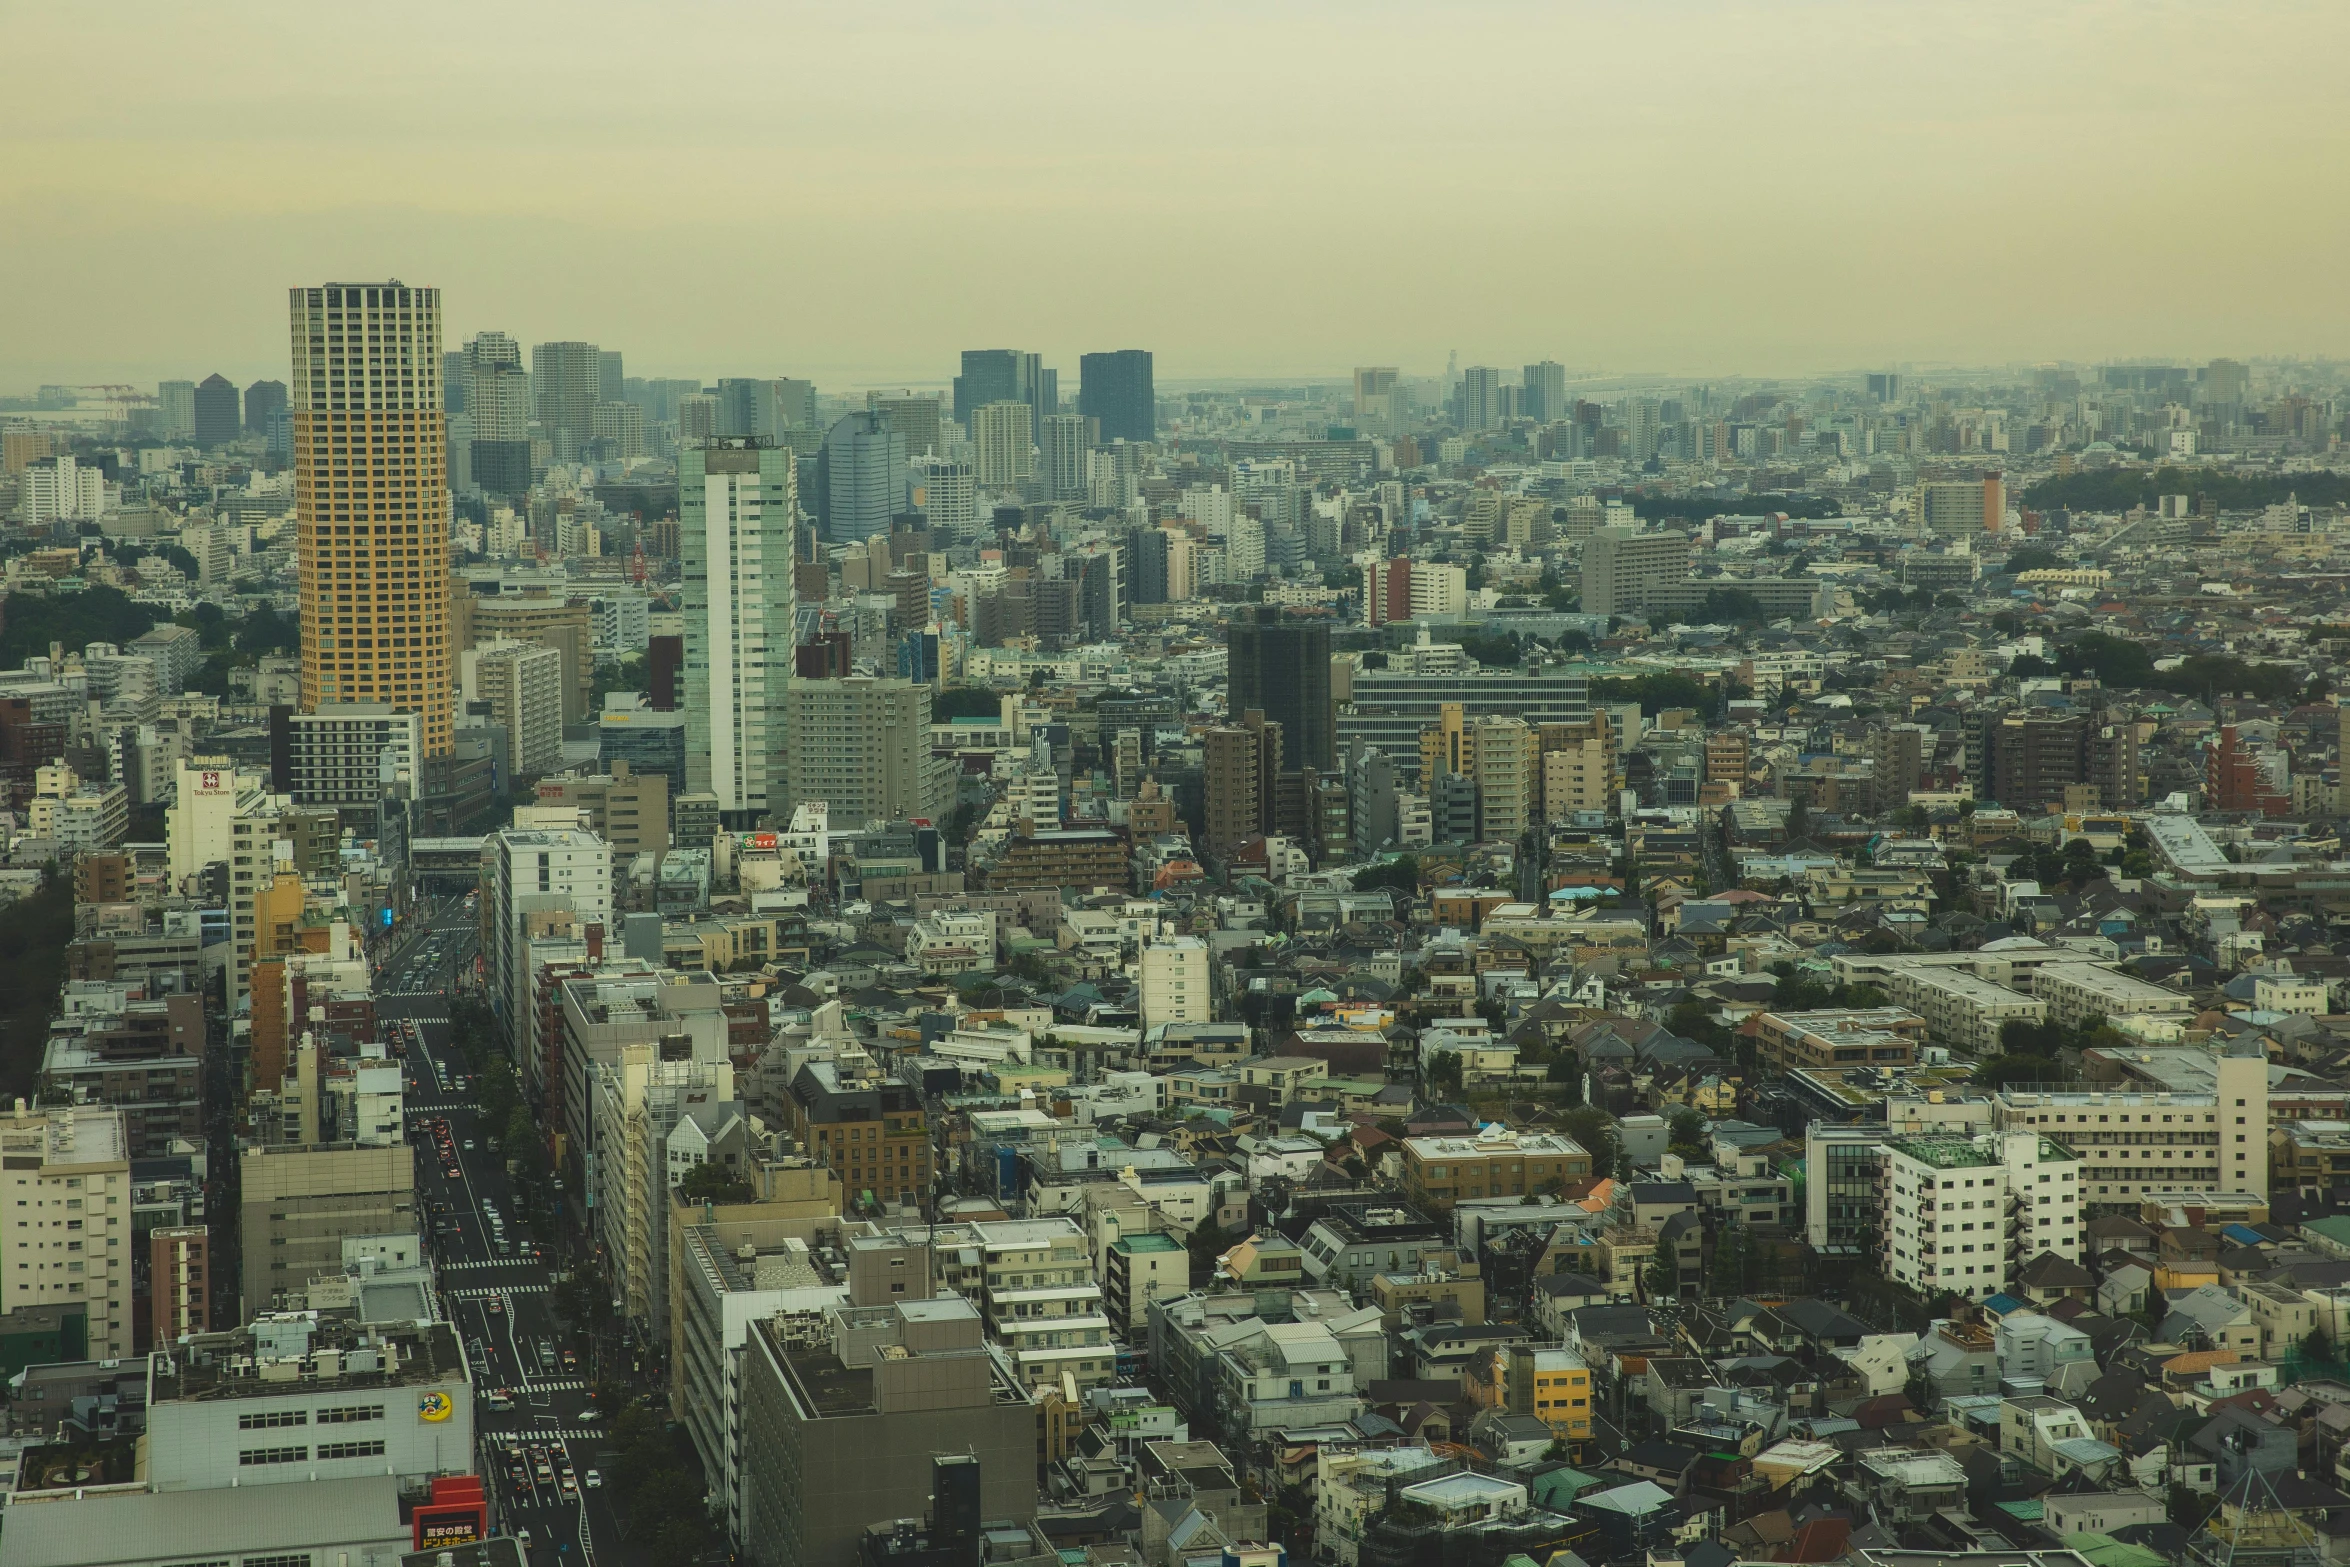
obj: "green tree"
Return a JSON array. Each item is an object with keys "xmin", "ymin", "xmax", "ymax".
[
  {"xmin": 1974, "ymin": 1053, "xmax": 2063, "ymax": 1090},
  {"xmin": 933, "ymin": 686, "xmax": 1006, "ymax": 719},
  {"xmin": 1352, "ymin": 855, "xmax": 1420, "ymax": 894}
]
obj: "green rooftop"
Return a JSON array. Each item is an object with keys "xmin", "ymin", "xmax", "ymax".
[
  {"xmin": 1888, "ymin": 1135, "xmax": 1998, "ymax": 1169},
  {"xmin": 1115, "ymin": 1233, "xmax": 1183, "ymax": 1254}
]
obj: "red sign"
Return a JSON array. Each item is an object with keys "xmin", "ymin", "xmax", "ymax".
[{"xmin": 414, "ymin": 1475, "xmax": 488, "ymax": 1549}]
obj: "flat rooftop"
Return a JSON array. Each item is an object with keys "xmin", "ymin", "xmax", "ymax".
[{"xmin": 155, "ymin": 1318, "xmax": 464, "ymax": 1402}]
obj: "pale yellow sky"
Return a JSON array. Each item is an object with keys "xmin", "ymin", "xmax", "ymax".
[{"xmin": 5, "ymin": 0, "xmax": 2347, "ymax": 391}]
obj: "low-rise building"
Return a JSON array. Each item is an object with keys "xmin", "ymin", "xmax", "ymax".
[{"xmin": 1402, "ymin": 1127, "xmax": 1592, "ymax": 1211}]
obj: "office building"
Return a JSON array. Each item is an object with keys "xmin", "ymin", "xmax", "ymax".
[
  {"xmin": 1228, "ymin": 606, "xmax": 1334, "ymax": 772},
  {"xmin": 192, "ymin": 373, "xmax": 240, "ymax": 447},
  {"xmin": 871, "ymin": 393, "xmax": 942, "ymax": 457},
  {"xmin": 146, "ymin": 1316, "xmax": 471, "ymax": 1490},
  {"xmin": 533, "ymin": 761, "xmax": 670, "ymax": 858},
  {"xmin": 244, "ymin": 377, "xmax": 287, "ymax": 437},
  {"xmin": 159, "ymin": 379, "xmax": 196, "ymax": 439},
  {"xmin": 1579, "ymin": 527, "xmax": 1691, "ymax": 616},
  {"xmin": 599, "ymin": 348, "xmax": 624, "ymax": 403},
  {"xmin": 235, "ymin": 1141, "xmax": 415, "ymax": 1318},
  {"xmin": 461, "ymin": 330, "xmax": 532, "ymax": 495},
  {"xmin": 1339, "ymin": 668, "xmax": 1590, "ymax": 772},
  {"xmin": 952, "ymin": 348, "xmax": 1042, "ymax": 431},
  {"xmin": 1036, "ymin": 412, "xmax": 1089, "ymax": 501},
  {"xmin": 489, "ymin": 826, "xmax": 613, "ymax": 1052},
  {"xmin": 971, "ymin": 401, "xmax": 1033, "ymax": 487},
  {"xmin": 737, "ymin": 1298, "xmax": 1037, "ymax": 1567},
  {"xmin": 782, "ymin": 677, "xmax": 941, "ymax": 825},
  {"xmin": 599, "ymin": 693, "xmax": 688, "ymax": 794},
  {"xmin": 915, "ymin": 458, "xmax": 975, "ymax": 534},
  {"xmin": 1918, "ymin": 476, "xmax": 2004, "ymax": 537},
  {"xmin": 290, "ymin": 280, "xmax": 454, "ymax": 756},
  {"xmin": 470, "ymin": 639, "xmax": 564, "ymax": 778},
  {"xmin": 821, "ymin": 410, "xmax": 907, "ymax": 545},
  {"xmin": 532, "ymin": 339, "xmax": 602, "ymax": 461},
  {"xmin": 1402, "ymin": 1127, "xmax": 1592, "ymax": 1210},
  {"xmin": 684, "ymin": 440, "xmax": 797, "ymax": 826},
  {"xmin": 272, "ymin": 702, "xmax": 422, "ymax": 811},
  {"xmin": 1078, "ymin": 349, "xmax": 1154, "ymax": 444},
  {"xmin": 1522, "ymin": 360, "xmax": 1566, "ymax": 423},
  {"xmin": 1880, "ymin": 1130, "xmax": 2080, "ymax": 1300},
  {"xmin": 0, "ymin": 1104, "xmax": 133, "ymax": 1359}
]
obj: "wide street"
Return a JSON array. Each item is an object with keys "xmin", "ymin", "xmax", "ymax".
[{"xmin": 374, "ymin": 899, "xmax": 631, "ymax": 1566}]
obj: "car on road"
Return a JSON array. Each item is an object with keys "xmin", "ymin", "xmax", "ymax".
[
  {"xmin": 560, "ymin": 1348, "xmax": 577, "ymax": 1371},
  {"xmin": 584, "ymin": 1469, "xmax": 601, "ymax": 1489},
  {"xmin": 517, "ymin": 1529, "xmax": 533, "ymax": 1549}
]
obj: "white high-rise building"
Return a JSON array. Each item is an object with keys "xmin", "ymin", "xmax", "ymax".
[
  {"xmin": 972, "ymin": 401, "xmax": 1033, "ymax": 487},
  {"xmin": 167, "ymin": 758, "xmax": 267, "ymax": 892},
  {"xmin": 490, "ymin": 826, "xmax": 613, "ymax": 1052},
  {"xmin": 683, "ymin": 441, "xmax": 796, "ymax": 827},
  {"xmin": 1139, "ymin": 935, "xmax": 1210, "ymax": 1028},
  {"xmin": 21, "ymin": 454, "xmax": 106, "ymax": 524},
  {"xmin": 1222, "ymin": 514, "xmax": 1266, "ymax": 579},
  {"xmin": 1881, "ymin": 1129, "xmax": 2080, "ymax": 1301},
  {"xmin": 916, "ymin": 458, "xmax": 976, "ymax": 533},
  {"xmin": 1036, "ymin": 413, "xmax": 1088, "ymax": 501}
]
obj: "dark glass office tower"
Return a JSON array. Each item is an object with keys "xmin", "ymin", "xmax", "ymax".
[
  {"xmin": 1227, "ymin": 605, "xmax": 1332, "ymax": 773},
  {"xmin": 1078, "ymin": 350, "xmax": 1155, "ymax": 444}
]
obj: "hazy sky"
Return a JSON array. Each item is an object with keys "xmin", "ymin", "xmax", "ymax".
[{"xmin": 7, "ymin": 1, "xmax": 2349, "ymax": 393}]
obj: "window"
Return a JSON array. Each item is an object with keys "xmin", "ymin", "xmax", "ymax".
[
  {"xmin": 315, "ymin": 1404, "xmax": 383, "ymax": 1424},
  {"xmin": 242, "ymin": 1556, "xmax": 313, "ymax": 1567},
  {"xmin": 317, "ymin": 1439, "xmax": 387, "ymax": 1461},
  {"xmin": 238, "ymin": 1409, "xmax": 307, "ymax": 1430},
  {"xmin": 239, "ymin": 1445, "xmax": 308, "ymax": 1466}
]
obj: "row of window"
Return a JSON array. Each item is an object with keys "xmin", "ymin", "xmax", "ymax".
[{"xmin": 239, "ymin": 1438, "xmax": 387, "ymax": 1465}]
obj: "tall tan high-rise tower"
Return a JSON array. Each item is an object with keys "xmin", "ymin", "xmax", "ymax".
[{"xmin": 290, "ymin": 280, "xmax": 454, "ymax": 756}]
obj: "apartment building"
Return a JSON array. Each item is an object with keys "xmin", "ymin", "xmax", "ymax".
[
  {"xmin": 1880, "ymin": 1130, "xmax": 2081, "ymax": 1300},
  {"xmin": 1752, "ymin": 1005, "xmax": 1927, "ymax": 1074},
  {"xmin": 1885, "ymin": 967, "xmax": 2046, "ymax": 1054},
  {"xmin": 532, "ymin": 761, "xmax": 671, "ymax": 857},
  {"xmin": 2030, "ymin": 962, "xmax": 2195, "ymax": 1031},
  {"xmin": 782, "ymin": 676, "xmax": 943, "ymax": 825},
  {"xmin": 237, "ymin": 1142, "xmax": 415, "ymax": 1318},
  {"xmin": 0, "ymin": 1104, "xmax": 134, "ymax": 1360},
  {"xmin": 1996, "ymin": 1041, "xmax": 2269, "ymax": 1212}
]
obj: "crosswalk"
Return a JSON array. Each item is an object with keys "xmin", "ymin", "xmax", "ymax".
[
  {"xmin": 497, "ymin": 1427, "xmax": 604, "ymax": 1442},
  {"xmin": 409, "ymin": 1101, "xmax": 479, "ymax": 1114},
  {"xmin": 447, "ymin": 1283, "xmax": 551, "ymax": 1300},
  {"xmin": 491, "ymin": 1377, "xmax": 592, "ymax": 1395},
  {"xmin": 442, "ymin": 1257, "xmax": 540, "ymax": 1272}
]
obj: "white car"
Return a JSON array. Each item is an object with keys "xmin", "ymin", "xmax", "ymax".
[{"xmin": 584, "ymin": 1469, "xmax": 601, "ymax": 1489}]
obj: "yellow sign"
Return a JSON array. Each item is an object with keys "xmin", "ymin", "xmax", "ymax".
[{"xmin": 417, "ymin": 1391, "xmax": 453, "ymax": 1423}]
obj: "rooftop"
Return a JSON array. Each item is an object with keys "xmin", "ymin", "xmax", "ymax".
[{"xmin": 153, "ymin": 1316, "xmax": 464, "ymax": 1402}]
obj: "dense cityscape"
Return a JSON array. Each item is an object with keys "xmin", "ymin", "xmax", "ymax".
[{"xmin": 10, "ymin": 285, "xmax": 2350, "ymax": 1567}]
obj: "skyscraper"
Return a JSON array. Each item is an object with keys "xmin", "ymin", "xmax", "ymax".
[
  {"xmin": 683, "ymin": 439, "xmax": 796, "ymax": 827},
  {"xmin": 598, "ymin": 349, "xmax": 624, "ymax": 406},
  {"xmin": 1035, "ymin": 413, "xmax": 1089, "ymax": 501},
  {"xmin": 463, "ymin": 332, "xmax": 532, "ymax": 497},
  {"xmin": 972, "ymin": 402, "xmax": 1033, "ymax": 488},
  {"xmin": 531, "ymin": 340, "xmax": 601, "ymax": 461},
  {"xmin": 953, "ymin": 349, "xmax": 1040, "ymax": 431},
  {"xmin": 192, "ymin": 374, "xmax": 241, "ymax": 447},
  {"xmin": 820, "ymin": 410, "xmax": 907, "ymax": 544},
  {"xmin": 1077, "ymin": 350, "xmax": 1154, "ymax": 444},
  {"xmin": 158, "ymin": 380, "xmax": 196, "ymax": 440},
  {"xmin": 290, "ymin": 279, "xmax": 453, "ymax": 756},
  {"xmin": 1458, "ymin": 366, "xmax": 1502, "ymax": 431},
  {"xmin": 1227, "ymin": 606, "xmax": 1333, "ymax": 773},
  {"xmin": 243, "ymin": 379, "xmax": 287, "ymax": 437},
  {"xmin": 1522, "ymin": 361, "xmax": 1566, "ymax": 424}
]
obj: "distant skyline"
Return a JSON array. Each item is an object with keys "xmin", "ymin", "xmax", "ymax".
[{"xmin": 6, "ymin": 1, "xmax": 2349, "ymax": 390}]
